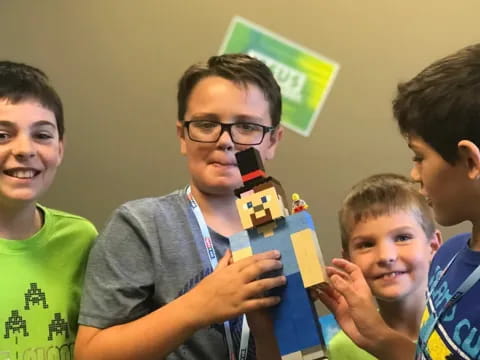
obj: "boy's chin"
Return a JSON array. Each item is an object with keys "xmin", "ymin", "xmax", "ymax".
[{"xmin": 194, "ymin": 181, "xmax": 241, "ymax": 197}]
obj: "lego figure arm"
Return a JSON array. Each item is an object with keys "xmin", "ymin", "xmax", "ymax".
[
  {"xmin": 290, "ymin": 228, "xmax": 328, "ymax": 288},
  {"xmin": 230, "ymin": 230, "xmax": 253, "ymax": 262}
]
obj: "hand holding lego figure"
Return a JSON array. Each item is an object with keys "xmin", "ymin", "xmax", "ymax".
[
  {"xmin": 186, "ymin": 248, "xmax": 286, "ymax": 327},
  {"xmin": 313, "ymin": 259, "xmax": 390, "ymax": 351}
]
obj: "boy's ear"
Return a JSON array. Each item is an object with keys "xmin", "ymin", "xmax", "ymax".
[
  {"xmin": 264, "ymin": 126, "xmax": 284, "ymax": 161},
  {"xmin": 458, "ymin": 140, "xmax": 480, "ymax": 180},
  {"xmin": 176, "ymin": 121, "xmax": 187, "ymax": 156},
  {"xmin": 57, "ymin": 137, "xmax": 65, "ymax": 166},
  {"xmin": 428, "ymin": 230, "xmax": 442, "ymax": 260}
]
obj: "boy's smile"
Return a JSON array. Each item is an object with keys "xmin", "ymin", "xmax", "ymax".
[
  {"xmin": 347, "ymin": 211, "xmax": 438, "ymax": 303},
  {"xmin": 0, "ymin": 100, "xmax": 64, "ymax": 206},
  {"xmin": 177, "ymin": 76, "xmax": 282, "ymax": 197}
]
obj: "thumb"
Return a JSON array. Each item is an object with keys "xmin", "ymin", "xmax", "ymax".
[{"xmin": 215, "ymin": 249, "xmax": 232, "ymax": 270}]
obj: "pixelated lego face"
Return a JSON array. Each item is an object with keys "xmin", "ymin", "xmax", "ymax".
[{"xmin": 236, "ymin": 185, "xmax": 285, "ymax": 230}]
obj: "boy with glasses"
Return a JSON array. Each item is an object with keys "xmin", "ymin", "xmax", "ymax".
[{"xmin": 75, "ymin": 54, "xmax": 285, "ymax": 360}]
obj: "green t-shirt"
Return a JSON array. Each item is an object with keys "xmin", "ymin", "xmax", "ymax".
[
  {"xmin": 0, "ymin": 205, "xmax": 97, "ymax": 360},
  {"xmin": 328, "ymin": 330, "xmax": 377, "ymax": 360}
]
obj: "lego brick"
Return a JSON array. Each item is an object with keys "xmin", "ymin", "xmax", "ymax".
[
  {"xmin": 273, "ymin": 272, "xmax": 323, "ymax": 356},
  {"xmin": 230, "ymin": 231, "xmax": 251, "ymax": 252},
  {"xmin": 232, "ymin": 247, "xmax": 253, "ymax": 262},
  {"xmin": 291, "ymin": 229, "xmax": 327, "ymax": 288}
]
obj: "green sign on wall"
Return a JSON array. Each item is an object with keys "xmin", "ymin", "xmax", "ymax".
[{"xmin": 219, "ymin": 16, "xmax": 340, "ymax": 137}]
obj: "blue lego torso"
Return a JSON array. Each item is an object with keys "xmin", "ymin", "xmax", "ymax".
[{"xmin": 229, "ymin": 211, "xmax": 324, "ymax": 356}]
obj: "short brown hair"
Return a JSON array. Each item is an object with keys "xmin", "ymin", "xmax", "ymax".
[
  {"xmin": 0, "ymin": 61, "xmax": 64, "ymax": 139},
  {"xmin": 339, "ymin": 173, "xmax": 435, "ymax": 252},
  {"xmin": 393, "ymin": 43, "xmax": 480, "ymax": 164},
  {"xmin": 177, "ymin": 53, "xmax": 282, "ymax": 127}
]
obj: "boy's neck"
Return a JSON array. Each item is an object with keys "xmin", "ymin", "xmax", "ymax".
[
  {"xmin": 0, "ymin": 202, "xmax": 43, "ymax": 240},
  {"xmin": 189, "ymin": 184, "xmax": 243, "ymax": 237},
  {"xmin": 377, "ymin": 285, "xmax": 426, "ymax": 341},
  {"xmin": 471, "ymin": 223, "xmax": 480, "ymax": 251}
]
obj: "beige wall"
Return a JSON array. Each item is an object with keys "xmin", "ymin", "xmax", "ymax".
[{"xmin": 1, "ymin": 0, "xmax": 475, "ymax": 269}]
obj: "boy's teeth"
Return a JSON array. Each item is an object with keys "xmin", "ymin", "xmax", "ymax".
[
  {"xmin": 383, "ymin": 272, "xmax": 403, "ymax": 279},
  {"xmin": 7, "ymin": 170, "xmax": 36, "ymax": 179}
]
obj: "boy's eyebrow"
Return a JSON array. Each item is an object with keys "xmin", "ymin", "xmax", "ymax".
[
  {"xmin": 32, "ymin": 120, "xmax": 57, "ymax": 129},
  {"xmin": 0, "ymin": 120, "xmax": 57, "ymax": 128},
  {"xmin": 189, "ymin": 113, "xmax": 264, "ymax": 123},
  {"xmin": 190, "ymin": 113, "xmax": 219, "ymax": 121},
  {"xmin": 350, "ymin": 234, "xmax": 375, "ymax": 243},
  {"xmin": 0, "ymin": 120, "xmax": 14, "ymax": 127},
  {"xmin": 388, "ymin": 225, "xmax": 416, "ymax": 233},
  {"xmin": 234, "ymin": 114, "xmax": 265, "ymax": 123}
]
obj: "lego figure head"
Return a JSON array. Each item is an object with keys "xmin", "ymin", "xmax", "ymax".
[
  {"xmin": 291, "ymin": 192, "xmax": 308, "ymax": 213},
  {"xmin": 0, "ymin": 61, "xmax": 64, "ymax": 207},
  {"xmin": 176, "ymin": 54, "xmax": 283, "ymax": 197},
  {"xmin": 339, "ymin": 174, "xmax": 441, "ymax": 303},
  {"xmin": 234, "ymin": 147, "xmax": 287, "ymax": 230},
  {"xmin": 393, "ymin": 43, "xmax": 480, "ymax": 227}
]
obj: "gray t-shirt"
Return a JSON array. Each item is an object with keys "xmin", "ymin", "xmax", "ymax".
[{"xmin": 79, "ymin": 188, "xmax": 255, "ymax": 359}]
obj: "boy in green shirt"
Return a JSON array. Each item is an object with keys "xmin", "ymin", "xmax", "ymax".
[
  {"xmin": 0, "ymin": 61, "xmax": 97, "ymax": 359},
  {"xmin": 327, "ymin": 173, "xmax": 441, "ymax": 359}
]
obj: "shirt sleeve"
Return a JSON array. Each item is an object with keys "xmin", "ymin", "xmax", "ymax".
[{"xmin": 78, "ymin": 204, "xmax": 156, "ymax": 328}]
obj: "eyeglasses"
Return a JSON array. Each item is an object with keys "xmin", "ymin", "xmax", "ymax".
[{"xmin": 183, "ymin": 120, "xmax": 274, "ymax": 145}]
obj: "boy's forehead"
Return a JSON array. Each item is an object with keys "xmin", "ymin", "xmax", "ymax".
[
  {"xmin": 0, "ymin": 99, "xmax": 57, "ymax": 124},
  {"xmin": 349, "ymin": 208, "xmax": 424, "ymax": 232}
]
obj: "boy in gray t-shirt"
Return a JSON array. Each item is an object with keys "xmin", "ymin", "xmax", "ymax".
[{"xmin": 75, "ymin": 54, "xmax": 285, "ymax": 360}]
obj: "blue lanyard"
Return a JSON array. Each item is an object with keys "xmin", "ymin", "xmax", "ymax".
[
  {"xmin": 186, "ymin": 186, "xmax": 250, "ymax": 360},
  {"xmin": 417, "ymin": 249, "xmax": 480, "ymax": 357}
]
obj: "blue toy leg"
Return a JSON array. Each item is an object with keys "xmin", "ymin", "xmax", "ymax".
[{"xmin": 272, "ymin": 272, "xmax": 323, "ymax": 356}]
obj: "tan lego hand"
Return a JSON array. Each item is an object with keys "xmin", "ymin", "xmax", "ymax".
[
  {"xmin": 313, "ymin": 259, "xmax": 385, "ymax": 350},
  {"xmin": 186, "ymin": 249, "xmax": 286, "ymax": 328}
]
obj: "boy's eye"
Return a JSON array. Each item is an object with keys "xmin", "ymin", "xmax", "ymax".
[
  {"xmin": 355, "ymin": 241, "xmax": 374, "ymax": 250},
  {"xmin": 412, "ymin": 155, "xmax": 423, "ymax": 163},
  {"xmin": 34, "ymin": 132, "xmax": 54, "ymax": 140},
  {"xmin": 261, "ymin": 195, "xmax": 269, "ymax": 203},
  {"xmin": 236, "ymin": 123, "xmax": 259, "ymax": 132},
  {"xmin": 0, "ymin": 132, "xmax": 10, "ymax": 142},
  {"xmin": 193, "ymin": 120, "xmax": 217, "ymax": 130},
  {"xmin": 395, "ymin": 233, "xmax": 413, "ymax": 242}
]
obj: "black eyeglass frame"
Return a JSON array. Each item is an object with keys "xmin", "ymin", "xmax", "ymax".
[{"xmin": 183, "ymin": 120, "xmax": 275, "ymax": 145}]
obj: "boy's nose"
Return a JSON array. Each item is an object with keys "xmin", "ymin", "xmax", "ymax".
[
  {"xmin": 12, "ymin": 137, "xmax": 36, "ymax": 159},
  {"xmin": 216, "ymin": 127, "xmax": 234, "ymax": 150},
  {"xmin": 377, "ymin": 242, "xmax": 398, "ymax": 265},
  {"xmin": 410, "ymin": 165, "xmax": 420, "ymax": 182}
]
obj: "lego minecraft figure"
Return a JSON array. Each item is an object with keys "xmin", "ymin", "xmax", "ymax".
[
  {"xmin": 291, "ymin": 193, "xmax": 309, "ymax": 214},
  {"xmin": 4, "ymin": 310, "xmax": 29, "ymax": 339},
  {"xmin": 229, "ymin": 148, "xmax": 327, "ymax": 359},
  {"xmin": 48, "ymin": 313, "xmax": 69, "ymax": 341}
]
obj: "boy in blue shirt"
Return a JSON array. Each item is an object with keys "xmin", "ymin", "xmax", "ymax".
[{"xmin": 318, "ymin": 43, "xmax": 480, "ymax": 359}]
